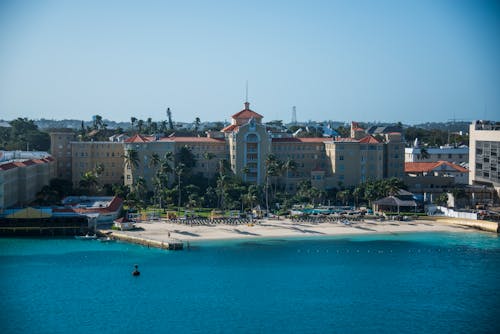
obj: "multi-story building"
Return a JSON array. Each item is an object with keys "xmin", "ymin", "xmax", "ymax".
[
  {"xmin": 49, "ymin": 130, "xmax": 76, "ymax": 179},
  {"xmin": 71, "ymin": 141, "xmax": 125, "ymax": 187},
  {"xmin": 404, "ymin": 145, "xmax": 468, "ymax": 164},
  {"xmin": 404, "ymin": 161, "xmax": 469, "ymax": 195},
  {"xmin": 123, "ymin": 102, "xmax": 404, "ymax": 191},
  {"xmin": 469, "ymin": 120, "xmax": 500, "ymax": 195},
  {"xmin": 0, "ymin": 152, "xmax": 55, "ymax": 209}
]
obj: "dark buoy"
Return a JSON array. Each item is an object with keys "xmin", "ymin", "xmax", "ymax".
[{"xmin": 132, "ymin": 264, "xmax": 140, "ymax": 276}]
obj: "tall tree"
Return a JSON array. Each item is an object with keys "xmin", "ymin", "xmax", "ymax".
[
  {"xmin": 130, "ymin": 117, "xmax": 137, "ymax": 131},
  {"xmin": 194, "ymin": 117, "xmax": 201, "ymax": 133},
  {"xmin": 167, "ymin": 107, "xmax": 174, "ymax": 130},
  {"xmin": 419, "ymin": 147, "xmax": 430, "ymax": 160},
  {"xmin": 282, "ymin": 158, "xmax": 297, "ymax": 193},
  {"xmin": 175, "ymin": 163, "xmax": 185, "ymax": 211},
  {"xmin": 124, "ymin": 149, "xmax": 140, "ymax": 187},
  {"xmin": 137, "ymin": 119, "xmax": 144, "ymax": 134},
  {"xmin": 203, "ymin": 152, "xmax": 216, "ymax": 184}
]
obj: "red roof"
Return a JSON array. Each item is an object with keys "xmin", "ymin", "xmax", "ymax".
[
  {"xmin": 0, "ymin": 158, "xmax": 53, "ymax": 171},
  {"xmin": 359, "ymin": 135, "xmax": 380, "ymax": 144},
  {"xmin": 272, "ymin": 137, "xmax": 327, "ymax": 143},
  {"xmin": 231, "ymin": 102, "xmax": 263, "ymax": 119},
  {"xmin": 124, "ymin": 134, "xmax": 151, "ymax": 143},
  {"xmin": 405, "ymin": 161, "xmax": 469, "ymax": 173},
  {"xmin": 166, "ymin": 137, "xmax": 225, "ymax": 143},
  {"xmin": 221, "ymin": 124, "xmax": 239, "ymax": 133},
  {"xmin": 232, "ymin": 109, "xmax": 264, "ymax": 119}
]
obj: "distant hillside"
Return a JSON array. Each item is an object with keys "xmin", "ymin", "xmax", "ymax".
[{"xmin": 34, "ymin": 119, "xmax": 131, "ymax": 130}]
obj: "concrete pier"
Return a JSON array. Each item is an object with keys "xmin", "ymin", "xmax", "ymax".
[{"xmin": 108, "ymin": 232, "xmax": 184, "ymax": 250}]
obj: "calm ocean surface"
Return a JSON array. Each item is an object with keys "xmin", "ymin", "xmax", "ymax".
[{"xmin": 1, "ymin": 232, "xmax": 499, "ymax": 334}]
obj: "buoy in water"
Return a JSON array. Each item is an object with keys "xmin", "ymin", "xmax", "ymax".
[{"xmin": 132, "ymin": 264, "xmax": 140, "ymax": 276}]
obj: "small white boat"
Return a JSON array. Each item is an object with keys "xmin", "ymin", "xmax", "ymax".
[{"xmin": 75, "ymin": 234, "xmax": 97, "ymax": 240}]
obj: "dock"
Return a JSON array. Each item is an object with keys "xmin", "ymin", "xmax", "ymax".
[{"xmin": 108, "ymin": 231, "xmax": 184, "ymax": 250}]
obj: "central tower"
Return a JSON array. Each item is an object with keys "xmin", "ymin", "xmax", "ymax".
[{"xmin": 222, "ymin": 102, "xmax": 270, "ymax": 184}]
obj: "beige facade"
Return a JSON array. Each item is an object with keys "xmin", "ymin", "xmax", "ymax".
[
  {"xmin": 0, "ymin": 156, "xmax": 55, "ymax": 209},
  {"xmin": 71, "ymin": 141, "xmax": 125, "ymax": 187},
  {"xmin": 469, "ymin": 120, "xmax": 500, "ymax": 195},
  {"xmin": 121, "ymin": 102, "xmax": 405, "ymax": 192},
  {"xmin": 222, "ymin": 103, "xmax": 271, "ymax": 184},
  {"xmin": 49, "ymin": 131, "xmax": 76, "ymax": 180}
]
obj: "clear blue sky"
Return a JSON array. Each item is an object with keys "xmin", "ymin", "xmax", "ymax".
[{"xmin": 1, "ymin": 0, "xmax": 499, "ymax": 124}]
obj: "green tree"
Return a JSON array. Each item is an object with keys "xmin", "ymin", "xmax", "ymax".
[
  {"xmin": 175, "ymin": 163, "xmax": 185, "ymax": 211},
  {"xmin": 419, "ymin": 147, "xmax": 430, "ymax": 160},
  {"xmin": 79, "ymin": 171, "xmax": 99, "ymax": 195},
  {"xmin": 130, "ymin": 117, "xmax": 137, "ymax": 131},
  {"xmin": 203, "ymin": 152, "xmax": 216, "ymax": 184},
  {"xmin": 282, "ymin": 158, "xmax": 297, "ymax": 193},
  {"xmin": 194, "ymin": 117, "xmax": 201, "ymax": 133}
]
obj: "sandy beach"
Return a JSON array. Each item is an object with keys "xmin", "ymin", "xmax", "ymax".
[{"xmin": 104, "ymin": 217, "xmax": 490, "ymax": 246}]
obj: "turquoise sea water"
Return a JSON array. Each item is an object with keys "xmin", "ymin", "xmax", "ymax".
[{"xmin": 1, "ymin": 232, "xmax": 499, "ymax": 334}]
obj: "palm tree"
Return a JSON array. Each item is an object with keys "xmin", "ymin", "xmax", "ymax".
[
  {"xmin": 203, "ymin": 152, "xmax": 215, "ymax": 183},
  {"xmin": 384, "ymin": 178, "xmax": 401, "ymax": 197},
  {"xmin": 175, "ymin": 163, "xmax": 185, "ymax": 212},
  {"xmin": 134, "ymin": 176, "xmax": 147, "ymax": 208},
  {"xmin": 336, "ymin": 189, "xmax": 351, "ymax": 206},
  {"xmin": 194, "ymin": 117, "xmax": 201, "ymax": 133},
  {"xmin": 130, "ymin": 117, "xmax": 137, "ymax": 132},
  {"xmin": 92, "ymin": 115, "xmax": 103, "ymax": 130},
  {"xmin": 124, "ymin": 149, "xmax": 140, "ymax": 187},
  {"xmin": 242, "ymin": 164, "xmax": 250, "ymax": 182},
  {"xmin": 137, "ymin": 119, "xmax": 144, "ymax": 134},
  {"xmin": 282, "ymin": 158, "xmax": 297, "ymax": 193},
  {"xmin": 265, "ymin": 154, "xmax": 281, "ymax": 211},
  {"xmin": 167, "ymin": 107, "xmax": 174, "ymax": 130},
  {"xmin": 149, "ymin": 153, "xmax": 161, "ymax": 169},
  {"xmin": 419, "ymin": 147, "xmax": 430, "ymax": 160},
  {"xmin": 79, "ymin": 171, "xmax": 99, "ymax": 195}
]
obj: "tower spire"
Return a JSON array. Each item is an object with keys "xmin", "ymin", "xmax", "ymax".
[
  {"xmin": 244, "ymin": 80, "xmax": 250, "ymax": 109},
  {"xmin": 245, "ymin": 80, "xmax": 248, "ymax": 102}
]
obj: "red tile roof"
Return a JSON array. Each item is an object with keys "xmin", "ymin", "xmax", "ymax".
[
  {"xmin": 166, "ymin": 137, "xmax": 225, "ymax": 143},
  {"xmin": 359, "ymin": 135, "xmax": 380, "ymax": 144},
  {"xmin": 272, "ymin": 137, "xmax": 327, "ymax": 143},
  {"xmin": 405, "ymin": 161, "xmax": 469, "ymax": 173},
  {"xmin": 124, "ymin": 134, "xmax": 151, "ymax": 143},
  {"xmin": 0, "ymin": 157, "xmax": 53, "ymax": 170},
  {"xmin": 221, "ymin": 124, "xmax": 239, "ymax": 132},
  {"xmin": 232, "ymin": 109, "xmax": 264, "ymax": 119}
]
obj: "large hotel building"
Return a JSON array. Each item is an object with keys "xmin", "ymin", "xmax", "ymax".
[
  {"xmin": 51, "ymin": 102, "xmax": 405, "ymax": 192},
  {"xmin": 469, "ymin": 120, "xmax": 500, "ymax": 195}
]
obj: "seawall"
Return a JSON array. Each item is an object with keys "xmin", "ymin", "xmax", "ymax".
[{"xmin": 431, "ymin": 217, "xmax": 499, "ymax": 233}]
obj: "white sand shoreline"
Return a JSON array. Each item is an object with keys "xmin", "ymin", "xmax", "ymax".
[{"xmin": 103, "ymin": 217, "xmax": 491, "ymax": 247}]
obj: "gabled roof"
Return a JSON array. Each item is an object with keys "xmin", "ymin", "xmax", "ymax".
[
  {"xmin": 359, "ymin": 135, "xmax": 380, "ymax": 144},
  {"xmin": 232, "ymin": 109, "xmax": 263, "ymax": 119},
  {"xmin": 221, "ymin": 124, "xmax": 239, "ymax": 133},
  {"xmin": 405, "ymin": 161, "xmax": 469, "ymax": 173},
  {"xmin": 124, "ymin": 134, "xmax": 151, "ymax": 143},
  {"xmin": 232, "ymin": 102, "xmax": 263, "ymax": 119}
]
